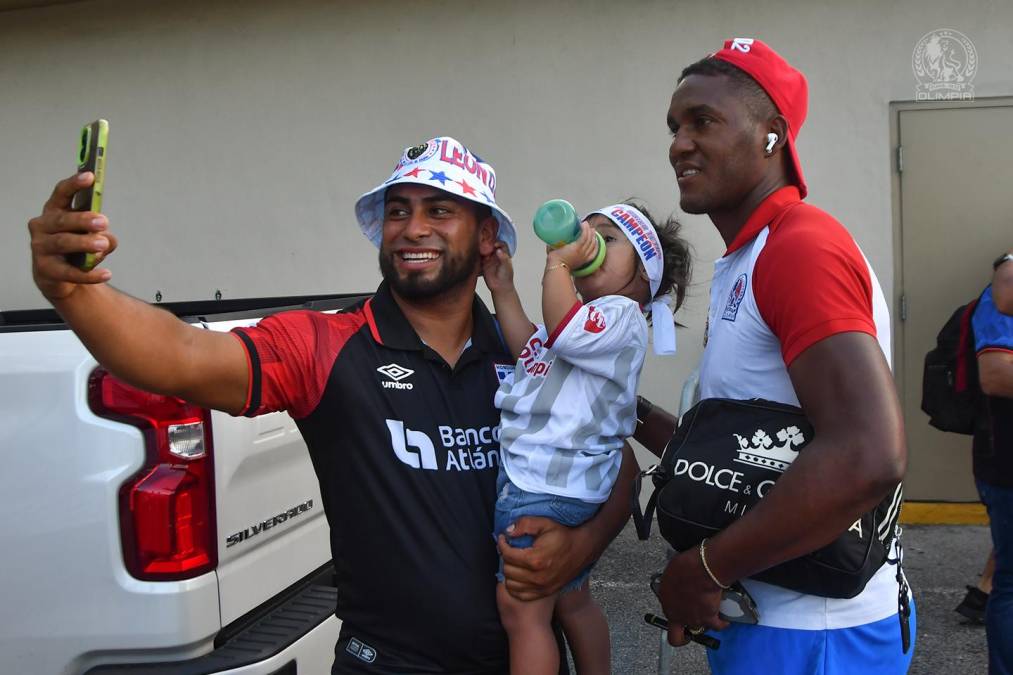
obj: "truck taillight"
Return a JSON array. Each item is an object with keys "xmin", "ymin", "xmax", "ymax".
[{"xmin": 89, "ymin": 369, "xmax": 217, "ymax": 581}]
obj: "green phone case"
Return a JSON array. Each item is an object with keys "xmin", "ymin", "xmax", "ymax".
[{"xmin": 68, "ymin": 119, "xmax": 109, "ymax": 271}]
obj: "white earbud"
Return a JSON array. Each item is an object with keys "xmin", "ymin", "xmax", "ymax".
[{"xmin": 765, "ymin": 133, "xmax": 778, "ymax": 153}]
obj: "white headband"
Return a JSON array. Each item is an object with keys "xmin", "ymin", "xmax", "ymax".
[{"xmin": 590, "ymin": 205, "xmax": 677, "ymax": 356}]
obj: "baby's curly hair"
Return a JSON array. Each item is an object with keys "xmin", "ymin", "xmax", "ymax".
[{"xmin": 623, "ymin": 200, "xmax": 692, "ymax": 312}]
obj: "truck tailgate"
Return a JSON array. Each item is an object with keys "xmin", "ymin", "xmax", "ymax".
[
  {"xmin": 206, "ymin": 319, "xmax": 332, "ymax": 627},
  {"xmin": 0, "ymin": 330, "xmax": 221, "ymax": 674}
]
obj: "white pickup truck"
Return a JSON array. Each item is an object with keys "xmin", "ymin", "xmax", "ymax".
[{"xmin": 0, "ymin": 292, "xmax": 367, "ymax": 674}]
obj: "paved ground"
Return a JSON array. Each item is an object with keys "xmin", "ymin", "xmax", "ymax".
[{"xmin": 587, "ymin": 523, "xmax": 991, "ymax": 674}]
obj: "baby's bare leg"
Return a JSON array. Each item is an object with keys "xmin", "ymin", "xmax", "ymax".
[
  {"xmin": 555, "ymin": 582, "xmax": 610, "ymax": 675},
  {"xmin": 497, "ymin": 582, "xmax": 559, "ymax": 675}
]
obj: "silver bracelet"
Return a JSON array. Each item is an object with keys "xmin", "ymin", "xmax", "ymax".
[{"xmin": 699, "ymin": 538, "xmax": 730, "ymax": 589}]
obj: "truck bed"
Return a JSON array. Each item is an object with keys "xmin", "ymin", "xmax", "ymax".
[{"xmin": 0, "ymin": 292, "xmax": 368, "ymax": 674}]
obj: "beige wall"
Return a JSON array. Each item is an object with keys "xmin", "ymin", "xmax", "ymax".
[{"xmin": 3, "ymin": 0, "xmax": 1011, "ymax": 474}]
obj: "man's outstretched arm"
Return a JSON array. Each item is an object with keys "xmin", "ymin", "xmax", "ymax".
[
  {"xmin": 499, "ymin": 443, "xmax": 638, "ymax": 600},
  {"xmin": 29, "ymin": 173, "xmax": 249, "ymax": 414}
]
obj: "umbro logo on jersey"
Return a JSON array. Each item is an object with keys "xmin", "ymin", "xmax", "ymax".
[
  {"xmin": 377, "ymin": 363, "xmax": 415, "ymax": 390},
  {"xmin": 584, "ymin": 306, "xmax": 606, "ymax": 333},
  {"xmin": 346, "ymin": 637, "xmax": 377, "ymax": 663}
]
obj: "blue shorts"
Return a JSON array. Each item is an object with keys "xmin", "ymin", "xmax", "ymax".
[
  {"xmin": 705, "ymin": 601, "xmax": 916, "ymax": 675},
  {"xmin": 493, "ymin": 468, "xmax": 600, "ymax": 593}
]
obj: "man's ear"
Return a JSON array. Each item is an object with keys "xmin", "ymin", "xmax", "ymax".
[
  {"xmin": 766, "ymin": 115, "xmax": 789, "ymax": 153},
  {"xmin": 478, "ymin": 216, "xmax": 498, "ymax": 257}
]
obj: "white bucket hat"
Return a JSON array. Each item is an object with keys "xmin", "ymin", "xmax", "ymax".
[{"xmin": 355, "ymin": 136, "xmax": 517, "ymax": 255}]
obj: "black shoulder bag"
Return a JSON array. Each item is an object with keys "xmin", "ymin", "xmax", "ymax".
[{"xmin": 635, "ymin": 397, "xmax": 904, "ymax": 600}]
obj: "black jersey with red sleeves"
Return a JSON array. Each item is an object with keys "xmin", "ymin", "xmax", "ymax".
[{"xmin": 231, "ymin": 281, "xmax": 514, "ymax": 673}]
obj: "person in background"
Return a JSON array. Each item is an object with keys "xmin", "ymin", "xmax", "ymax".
[
  {"xmin": 484, "ymin": 202, "xmax": 690, "ymax": 674},
  {"xmin": 992, "ymin": 249, "xmax": 1013, "ymax": 314},
  {"xmin": 955, "ymin": 551, "xmax": 995, "ymax": 624},
  {"xmin": 971, "ymin": 249, "xmax": 1013, "ymax": 674}
]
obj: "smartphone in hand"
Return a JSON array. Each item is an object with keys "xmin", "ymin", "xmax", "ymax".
[
  {"xmin": 68, "ymin": 119, "xmax": 109, "ymax": 271},
  {"xmin": 718, "ymin": 583, "xmax": 760, "ymax": 625}
]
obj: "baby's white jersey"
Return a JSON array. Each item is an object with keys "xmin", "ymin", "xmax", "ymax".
[{"xmin": 495, "ymin": 295, "xmax": 647, "ymax": 503}]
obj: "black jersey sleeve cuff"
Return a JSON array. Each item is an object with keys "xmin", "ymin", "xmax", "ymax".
[{"xmin": 233, "ymin": 329, "xmax": 262, "ymax": 417}]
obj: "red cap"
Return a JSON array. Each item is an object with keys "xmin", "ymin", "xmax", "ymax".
[{"xmin": 712, "ymin": 38, "xmax": 809, "ymax": 198}]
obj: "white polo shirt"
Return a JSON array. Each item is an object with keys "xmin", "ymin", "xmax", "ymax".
[{"xmin": 700, "ymin": 186, "xmax": 900, "ymax": 630}]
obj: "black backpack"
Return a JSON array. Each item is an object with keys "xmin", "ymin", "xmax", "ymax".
[{"xmin": 921, "ymin": 299, "xmax": 981, "ymax": 434}]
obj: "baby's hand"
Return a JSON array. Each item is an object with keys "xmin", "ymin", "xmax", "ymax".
[
  {"xmin": 482, "ymin": 242, "xmax": 515, "ymax": 293},
  {"xmin": 548, "ymin": 221, "xmax": 598, "ymax": 271}
]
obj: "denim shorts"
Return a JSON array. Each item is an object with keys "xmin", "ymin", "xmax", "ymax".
[{"xmin": 493, "ymin": 467, "xmax": 601, "ymax": 593}]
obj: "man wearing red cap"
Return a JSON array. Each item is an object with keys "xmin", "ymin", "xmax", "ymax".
[{"xmin": 655, "ymin": 39, "xmax": 915, "ymax": 673}]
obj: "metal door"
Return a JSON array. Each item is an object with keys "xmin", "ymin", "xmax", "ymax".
[{"xmin": 896, "ymin": 103, "xmax": 1013, "ymax": 500}]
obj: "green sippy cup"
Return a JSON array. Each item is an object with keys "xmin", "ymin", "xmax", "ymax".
[{"xmin": 532, "ymin": 199, "xmax": 606, "ymax": 277}]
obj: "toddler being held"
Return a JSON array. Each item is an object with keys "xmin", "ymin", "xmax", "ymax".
[{"xmin": 483, "ymin": 202, "xmax": 691, "ymax": 674}]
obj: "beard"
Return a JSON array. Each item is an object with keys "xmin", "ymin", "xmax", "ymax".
[
  {"xmin": 678, "ymin": 191, "xmax": 713, "ymax": 215},
  {"xmin": 379, "ymin": 235, "xmax": 480, "ymax": 300}
]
